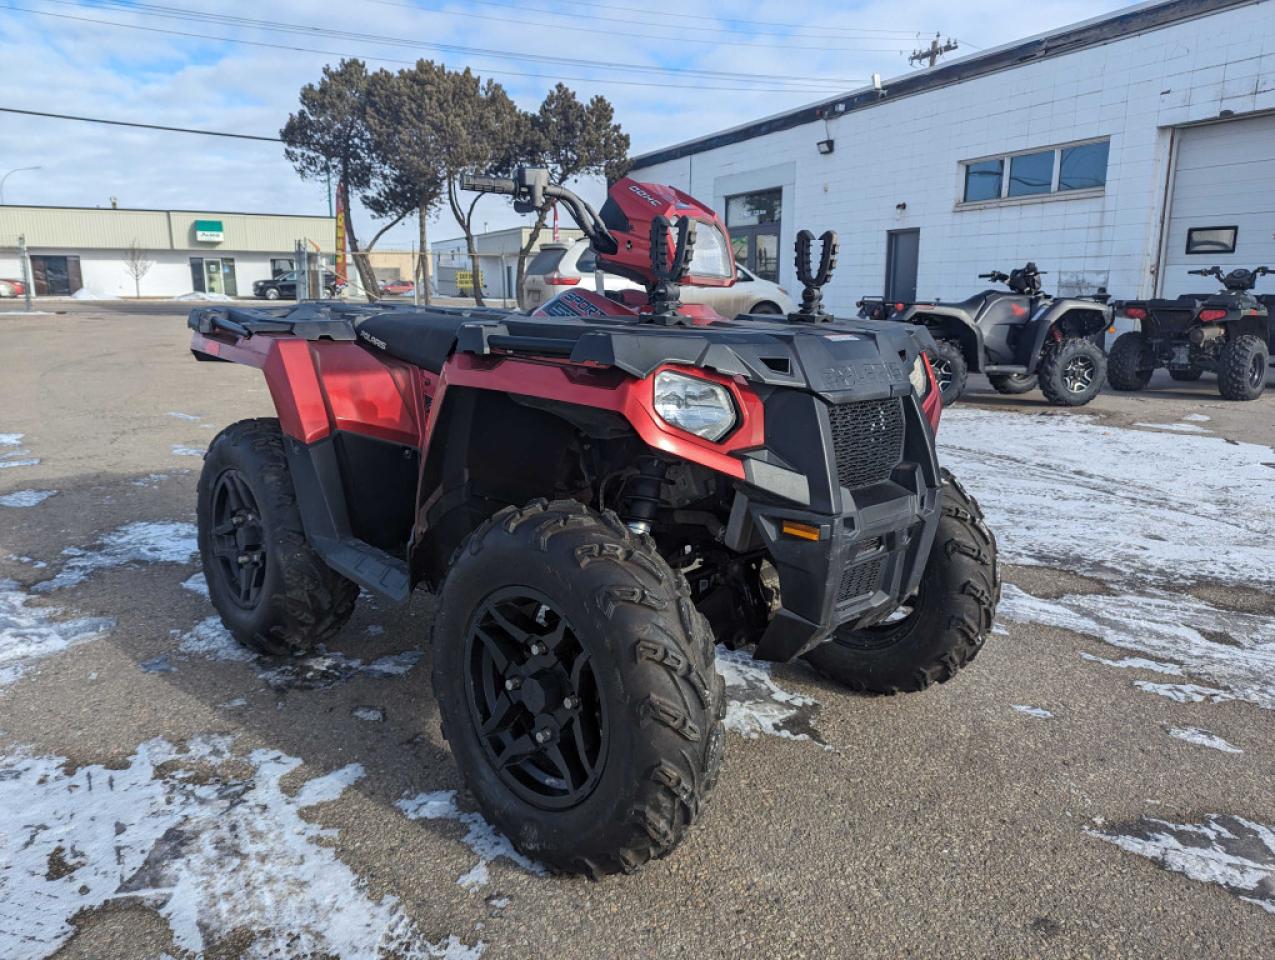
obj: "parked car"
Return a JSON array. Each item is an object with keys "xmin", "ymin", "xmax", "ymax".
[
  {"xmin": 0, "ymin": 278, "xmax": 26, "ymax": 298},
  {"xmin": 523, "ymin": 238, "xmax": 795, "ymax": 315},
  {"xmin": 380, "ymin": 279, "xmax": 415, "ymax": 296},
  {"xmin": 253, "ymin": 270, "xmax": 339, "ymax": 300}
]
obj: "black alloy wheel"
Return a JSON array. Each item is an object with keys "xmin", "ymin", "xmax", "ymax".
[
  {"xmin": 1062, "ymin": 354, "xmax": 1097, "ymax": 394},
  {"xmin": 209, "ymin": 468, "xmax": 268, "ymax": 608},
  {"xmin": 465, "ymin": 587, "xmax": 606, "ymax": 810}
]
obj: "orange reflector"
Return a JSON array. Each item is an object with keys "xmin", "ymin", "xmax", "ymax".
[
  {"xmin": 781, "ymin": 520, "xmax": 821, "ymax": 541},
  {"xmin": 1107, "ymin": 324, "xmax": 1117, "ymax": 334}
]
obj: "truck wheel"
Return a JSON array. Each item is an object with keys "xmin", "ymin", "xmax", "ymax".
[
  {"xmin": 1106, "ymin": 332, "xmax": 1154, "ymax": 391},
  {"xmin": 1217, "ymin": 335, "xmax": 1268, "ymax": 401},
  {"xmin": 197, "ymin": 418, "xmax": 358, "ymax": 656},
  {"xmin": 431, "ymin": 499, "xmax": 726, "ymax": 877},
  {"xmin": 931, "ymin": 340, "xmax": 968, "ymax": 405},
  {"xmin": 802, "ymin": 469, "xmax": 998, "ymax": 694},
  {"xmin": 1169, "ymin": 365, "xmax": 1203, "ymax": 382},
  {"xmin": 1039, "ymin": 337, "xmax": 1106, "ymax": 406},
  {"xmin": 987, "ymin": 373, "xmax": 1038, "ymax": 395},
  {"xmin": 264, "ymin": 288, "xmax": 280, "ymax": 300}
]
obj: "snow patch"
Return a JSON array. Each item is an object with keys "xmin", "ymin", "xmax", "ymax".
[
  {"xmin": 0, "ymin": 489, "xmax": 55, "ymax": 507},
  {"xmin": 1133, "ymin": 421, "xmax": 1210, "ymax": 434},
  {"xmin": 1011, "ymin": 704, "xmax": 1053, "ymax": 718},
  {"xmin": 0, "ymin": 579, "xmax": 115, "ymax": 685},
  {"xmin": 352, "ymin": 705, "xmax": 386, "ymax": 722},
  {"xmin": 1000, "ymin": 584, "xmax": 1275, "ymax": 710},
  {"xmin": 1079, "ymin": 652, "xmax": 1183, "ymax": 675},
  {"xmin": 716, "ymin": 648, "xmax": 824, "ymax": 744},
  {"xmin": 0, "ymin": 736, "xmax": 485, "ymax": 958},
  {"xmin": 171, "ymin": 444, "xmax": 204, "ymax": 458},
  {"xmin": 180, "ymin": 572, "xmax": 208, "ymax": 597},
  {"xmin": 1089, "ymin": 814, "xmax": 1275, "ymax": 915},
  {"xmin": 165, "ymin": 411, "xmax": 201, "ymax": 421},
  {"xmin": 35, "ymin": 521, "xmax": 198, "ymax": 592},
  {"xmin": 177, "ymin": 616, "xmax": 255, "ymax": 663},
  {"xmin": 1133, "ymin": 681, "xmax": 1236, "ymax": 705},
  {"xmin": 397, "ymin": 790, "xmax": 544, "ymax": 890},
  {"xmin": 1167, "ymin": 727, "xmax": 1242, "ymax": 753},
  {"xmin": 131, "ymin": 473, "xmax": 170, "ymax": 487},
  {"xmin": 173, "ymin": 291, "xmax": 232, "ymax": 302},
  {"xmin": 0, "ymin": 433, "xmax": 38, "ymax": 470},
  {"xmin": 70, "ymin": 287, "xmax": 119, "ymax": 300},
  {"xmin": 1182, "ymin": 413, "xmax": 1211, "ymax": 423}
]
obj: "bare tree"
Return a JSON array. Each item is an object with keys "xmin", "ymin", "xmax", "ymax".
[{"xmin": 123, "ymin": 241, "xmax": 154, "ymax": 299}]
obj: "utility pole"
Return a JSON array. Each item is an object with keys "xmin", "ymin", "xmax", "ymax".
[
  {"xmin": 909, "ymin": 34, "xmax": 959, "ymax": 68},
  {"xmin": 18, "ymin": 235, "xmax": 34, "ymax": 312}
]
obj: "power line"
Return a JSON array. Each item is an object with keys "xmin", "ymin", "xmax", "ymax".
[
  {"xmin": 39, "ymin": 0, "xmax": 865, "ymax": 91},
  {"xmin": 359, "ymin": 0, "xmax": 921, "ymax": 51},
  {"xmin": 6, "ymin": 5, "xmax": 851, "ymax": 94},
  {"xmin": 0, "ymin": 106, "xmax": 282, "ymax": 141}
]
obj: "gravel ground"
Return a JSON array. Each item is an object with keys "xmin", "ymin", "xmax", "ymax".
[{"xmin": 1, "ymin": 302, "xmax": 1272, "ymax": 959}]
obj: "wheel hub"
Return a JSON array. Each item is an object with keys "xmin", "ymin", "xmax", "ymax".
[
  {"xmin": 209, "ymin": 469, "xmax": 267, "ymax": 608},
  {"xmin": 1063, "ymin": 355, "xmax": 1095, "ymax": 393},
  {"xmin": 465, "ymin": 590, "xmax": 606, "ymax": 810}
]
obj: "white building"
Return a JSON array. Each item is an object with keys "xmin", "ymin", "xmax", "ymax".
[
  {"xmin": 434, "ymin": 225, "xmax": 583, "ymax": 300},
  {"xmin": 630, "ymin": 0, "xmax": 1275, "ymax": 316},
  {"xmin": 0, "ymin": 205, "xmax": 335, "ymax": 298}
]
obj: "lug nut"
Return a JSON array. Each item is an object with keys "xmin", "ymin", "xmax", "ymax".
[
  {"xmin": 529, "ymin": 643, "xmax": 545, "ymax": 656},
  {"xmin": 534, "ymin": 729, "xmax": 552, "ymax": 745},
  {"xmin": 562, "ymin": 696, "xmax": 578, "ymax": 709},
  {"xmin": 504, "ymin": 677, "xmax": 521, "ymax": 691}
]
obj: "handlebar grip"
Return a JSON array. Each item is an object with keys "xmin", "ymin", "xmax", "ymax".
[
  {"xmin": 460, "ymin": 175, "xmax": 517, "ymax": 194},
  {"xmin": 1187, "ymin": 269, "xmax": 1209, "ymax": 275}
]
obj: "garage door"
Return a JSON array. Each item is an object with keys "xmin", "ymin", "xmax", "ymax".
[{"xmin": 1160, "ymin": 112, "xmax": 1275, "ymax": 297}]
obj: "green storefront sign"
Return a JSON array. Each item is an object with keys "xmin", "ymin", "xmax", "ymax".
[{"xmin": 194, "ymin": 219, "xmax": 224, "ymax": 242}]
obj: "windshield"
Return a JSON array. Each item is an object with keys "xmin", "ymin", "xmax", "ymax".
[
  {"xmin": 528, "ymin": 248, "xmax": 567, "ymax": 275},
  {"xmin": 680, "ymin": 220, "xmax": 731, "ymax": 278}
]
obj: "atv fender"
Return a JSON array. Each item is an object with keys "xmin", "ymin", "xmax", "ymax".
[
  {"xmin": 899, "ymin": 306, "xmax": 984, "ymax": 373},
  {"xmin": 1023, "ymin": 299, "xmax": 1112, "ymax": 372}
]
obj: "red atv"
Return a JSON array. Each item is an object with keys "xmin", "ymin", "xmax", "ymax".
[{"xmin": 188, "ymin": 167, "xmax": 999, "ymax": 876}]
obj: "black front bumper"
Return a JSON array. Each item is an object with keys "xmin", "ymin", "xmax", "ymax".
[{"xmin": 729, "ymin": 392, "xmax": 942, "ymax": 662}]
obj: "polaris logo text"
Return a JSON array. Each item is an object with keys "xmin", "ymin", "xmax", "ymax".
[{"xmin": 360, "ymin": 331, "xmax": 387, "ymax": 350}]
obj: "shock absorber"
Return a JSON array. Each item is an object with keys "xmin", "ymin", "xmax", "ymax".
[{"xmin": 622, "ymin": 456, "xmax": 667, "ymax": 535}]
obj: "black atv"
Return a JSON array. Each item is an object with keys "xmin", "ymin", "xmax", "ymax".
[
  {"xmin": 1109, "ymin": 266, "xmax": 1272, "ymax": 401},
  {"xmin": 881, "ymin": 263, "xmax": 1113, "ymax": 407}
]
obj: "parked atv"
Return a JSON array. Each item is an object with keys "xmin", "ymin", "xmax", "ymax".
[
  {"xmin": 883, "ymin": 264, "xmax": 1112, "ymax": 407},
  {"xmin": 186, "ymin": 167, "xmax": 999, "ymax": 877},
  {"xmin": 1109, "ymin": 266, "xmax": 1272, "ymax": 401}
]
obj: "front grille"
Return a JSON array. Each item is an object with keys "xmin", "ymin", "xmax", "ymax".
[
  {"xmin": 828, "ymin": 398, "xmax": 905, "ymax": 489},
  {"xmin": 838, "ymin": 557, "xmax": 883, "ymax": 603}
]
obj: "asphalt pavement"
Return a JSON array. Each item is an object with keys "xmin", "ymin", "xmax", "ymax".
[{"xmin": 1, "ymin": 301, "xmax": 1272, "ymax": 959}]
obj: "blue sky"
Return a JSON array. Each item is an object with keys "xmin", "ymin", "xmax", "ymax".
[{"xmin": 0, "ymin": 0, "xmax": 1132, "ymax": 247}]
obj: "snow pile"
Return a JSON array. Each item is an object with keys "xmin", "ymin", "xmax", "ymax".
[
  {"xmin": 1088, "ymin": 814, "xmax": 1275, "ymax": 915},
  {"xmin": 1166, "ymin": 727, "xmax": 1242, "ymax": 753},
  {"xmin": 0, "ymin": 432, "xmax": 39, "ymax": 470},
  {"xmin": 0, "ymin": 489, "xmax": 55, "ymax": 507},
  {"xmin": 70, "ymin": 287, "xmax": 120, "ymax": 300},
  {"xmin": 0, "ymin": 736, "xmax": 485, "ymax": 958},
  {"xmin": 35, "ymin": 521, "xmax": 198, "ymax": 592},
  {"xmin": 0, "ymin": 579, "xmax": 115, "ymax": 685},
  {"xmin": 397, "ymin": 790, "xmax": 543, "ymax": 890},
  {"xmin": 171, "ymin": 444, "xmax": 204, "ymax": 457},
  {"xmin": 716, "ymin": 647, "xmax": 824, "ymax": 744},
  {"xmin": 174, "ymin": 291, "xmax": 232, "ymax": 302}
]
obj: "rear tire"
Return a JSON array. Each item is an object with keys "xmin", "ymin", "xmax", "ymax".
[
  {"xmin": 1217, "ymin": 335, "xmax": 1268, "ymax": 401},
  {"xmin": 750, "ymin": 301, "xmax": 783, "ymax": 315},
  {"xmin": 802, "ymin": 470, "xmax": 999, "ymax": 694},
  {"xmin": 987, "ymin": 373, "xmax": 1038, "ymax": 395},
  {"xmin": 264, "ymin": 288, "xmax": 280, "ymax": 301},
  {"xmin": 931, "ymin": 340, "xmax": 968, "ymax": 406},
  {"xmin": 1106, "ymin": 332, "xmax": 1154, "ymax": 391},
  {"xmin": 197, "ymin": 418, "xmax": 358, "ymax": 656},
  {"xmin": 1039, "ymin": 337, "xmax": 1106, "ymax": 406},
  {"xmin": 431, "ymin": 499, "xmax": 725, "ymax": 877}
]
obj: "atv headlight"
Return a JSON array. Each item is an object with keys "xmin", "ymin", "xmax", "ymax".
[
  {"xmin": 653, "ymin": 371, "xmax": 737, "ymax": 441},
  {"xmin": 909, "ymin": 355, "xmax": 930, "ymax": 399}
]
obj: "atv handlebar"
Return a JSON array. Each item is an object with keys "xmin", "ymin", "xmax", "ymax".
[{"xmin": 461, "ymin": 167, "xmax": 618, "ymax": 255}]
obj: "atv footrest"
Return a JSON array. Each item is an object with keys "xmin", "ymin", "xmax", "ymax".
[{"xmin": 982, "ymin": 364, "xmax": 1029, "ymax": 375}]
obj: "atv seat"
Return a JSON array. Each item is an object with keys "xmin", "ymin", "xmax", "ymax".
[{"xmin": 356, "ymin": 308, "xmax": 493, "ymax": 372}]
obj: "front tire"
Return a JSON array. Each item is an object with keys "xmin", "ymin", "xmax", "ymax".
[
  {"xmin": 987, "ymin": 373, "xmax": 1038, "ymax": 395},
  {"xmin": 1217, "ymin": 335, "xmax": 1268, "ymax": 401},
  {"xmin": 1106, "ymin": 332, "xmax": 1154, "ymax": 391},
  {"xmin": 749, "ymin": 301, "xmax": 783, "ymax": 315},
  {"xmin": 264, "ymin": 288, "xmax": 280, "ymax": 301},
  {"xmin": 431, "ymin": 499, "xmax": 725, "ymax": 877},
  {"xmin": 931, "ymin": 340, "xmax": 968, "ymax": 406},
  {"xmin": 802, "ymin": 470, "xmax": 999, "ymax": 694},
  {"xmin": 197, "ymin": 418, "xmax": 358, "ymax": 656},
  {"xmin": 1039, "ymin": 337, "xmax": 1106, "ymax": 406}
]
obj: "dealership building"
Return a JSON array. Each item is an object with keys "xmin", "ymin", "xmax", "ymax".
[
  {"xmin": 0, "ymin": 205, "xmax": 336, "ymax": 298},
  {"xmin": 630, "ymin": 0, "xmax": 1275, "ymax": 315}
]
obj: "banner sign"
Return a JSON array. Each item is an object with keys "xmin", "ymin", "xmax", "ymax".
[{"xmin": 334, "ymin": 183, "xmax": 348, "ymax": 281}]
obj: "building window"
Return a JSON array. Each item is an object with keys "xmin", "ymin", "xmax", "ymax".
[
  {"xmin": 1185, "ymin": 226, "xmax": 1238, "ymax": 255},
  {"xmin": 189, "ymin": 257, "xmax": 238, "ymax": 296},
  {"xmin": 961, "ymin": 138, "xmax": 1109, "ymax": 204},
  {"xmin": 726, "ymin": 188, "xmax": 782, "ymax": 282}
]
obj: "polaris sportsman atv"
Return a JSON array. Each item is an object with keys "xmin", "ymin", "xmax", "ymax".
[
  {"xmin": 186, "ymin": 167, "xmax": 999, "ymax": 877},
  {"xmin": 1109, "ymin": 266, "xmax": 1272, "ymax": 401},
  {"xmin": 883, "ymin": 263, "xmax": 1112, "ymax": 407}
]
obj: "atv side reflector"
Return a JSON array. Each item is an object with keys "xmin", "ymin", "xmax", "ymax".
[
  {"xmin": 1123, "ymin": 306, "xmax": 1146, "ymax": 320},
  {"xmin": 1199, "ymin": 308, "xmax": 1227, "ymax": 322},
  {"xmin": 781, "ymin": 520, "xmax": 822, "ymax": 541}
]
